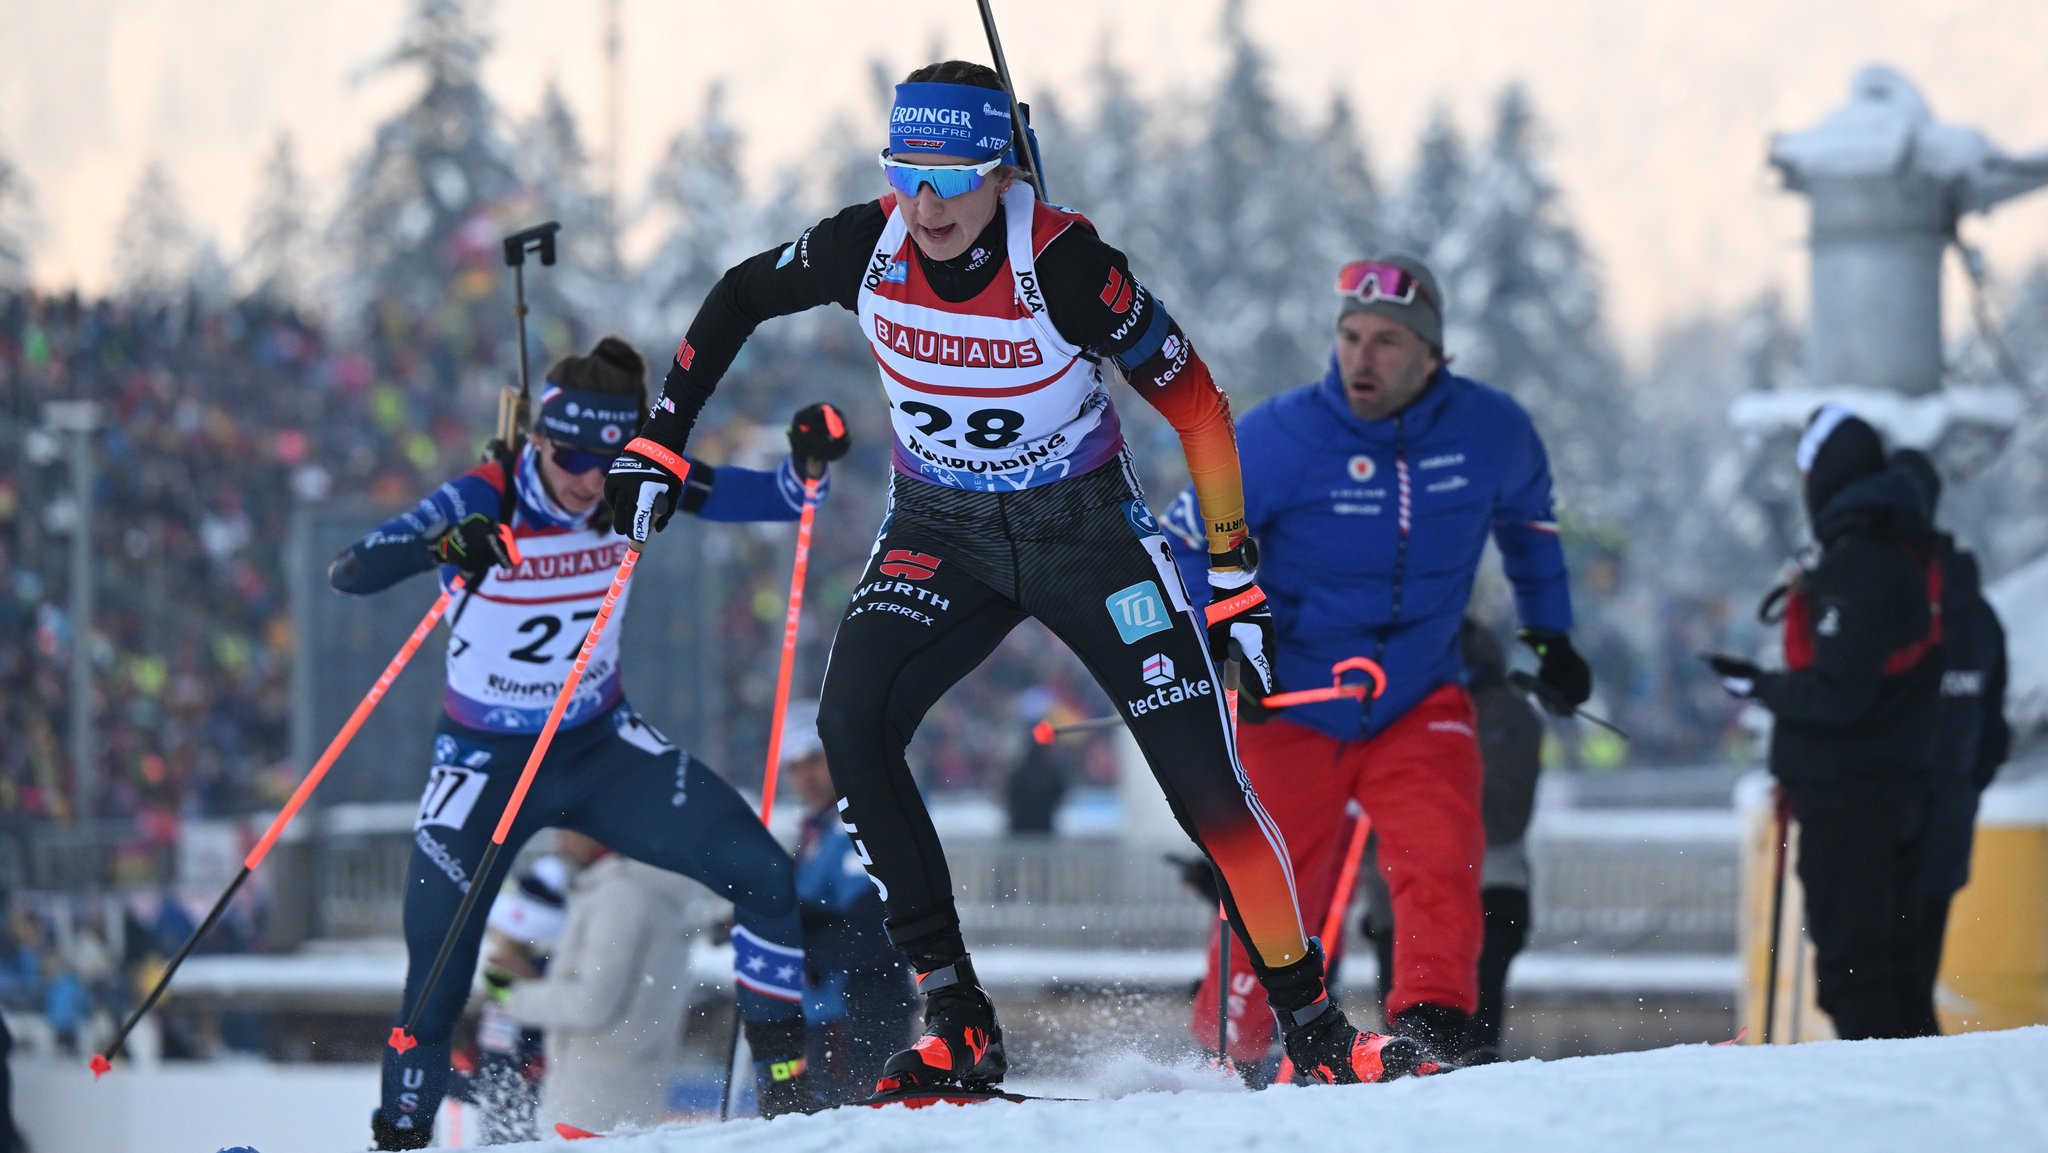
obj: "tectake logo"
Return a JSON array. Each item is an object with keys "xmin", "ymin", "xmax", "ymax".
[
  {"xmin": 1348, "ymin": 455, "xmax": 1377, "ymax": 482},
  {"xmin": 1142, "ymin": 653, "xmax": 1175, "ymax": 686}
]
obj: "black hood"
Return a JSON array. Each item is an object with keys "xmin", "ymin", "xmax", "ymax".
[
  {"xmin": 1803, "ymin": 414, "xmax": 1887, "ymax": 520},
  {"xmin": 1812, "ymin": 465, "xmax": 1930, "ymax": 546}
]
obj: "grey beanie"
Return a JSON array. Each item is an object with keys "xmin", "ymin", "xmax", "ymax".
[{"xmin": 1337, "ymin": 252, "xmax": 1444, "ymax": 351}]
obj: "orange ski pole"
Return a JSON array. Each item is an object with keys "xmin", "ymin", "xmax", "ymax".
[
  {"xmin": 391, "ymin": 490, "xmax": 658, "ymax": 1055},
  {"xmin": 93, "ymin": 577, "xmax": 467, "ymax": 1077},
  {"xmin": 1275, "ymin": 804, "xmax": 1373, "ymax": 1084}
]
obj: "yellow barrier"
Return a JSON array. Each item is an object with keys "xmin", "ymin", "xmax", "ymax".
[{"xmin": 1737, "ymin": 771, "xmax": 2048, "ymax": 1041}]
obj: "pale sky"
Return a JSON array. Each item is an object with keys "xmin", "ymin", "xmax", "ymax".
[{"xmin": 4, "ymin": 0, "xmax": 2048, "ymax": 366}]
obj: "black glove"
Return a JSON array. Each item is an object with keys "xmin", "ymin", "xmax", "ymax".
[
  {"xmin": 431, "ymin": 512, "xmax": 516, "ymax": 582},
  {"xmin": 1700, "ymin": 653, "xmax": 1763, "ymax": 700},
  {"xmin": 603, "ymin": 433, "xmax": 685, "ymax": 543},
  {"xmin": 1518, "ymin": 628, "xmax": 1592, "ymax": 716},
  {"xmin": 787, "ymin": 402, "xmax": 851, "ymax": 478},
  {"xmin": 1205, "ymin": 543, "xmax": 1277, "ymax": 698}
]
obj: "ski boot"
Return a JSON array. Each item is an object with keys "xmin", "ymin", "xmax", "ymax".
[
  {"xmin": 1281, "ymin": 998, "xmax": 1443, "ymax": 1084},
  {"xmin": 1388, "ymin": 1003, "xmax": 1472, "ymax": 1066},
  {"xmin": 369, "ymin": 1109, "xmax": 433, "ymax": 1151},
  {"xmin": 746, "ymin": 1018, "xmax": 825, "ymax": 1117},
  {"xmin": 1266, "ymin": 939, "xmax": 1442, "ymax": 1085},
  {"xmin": 874, "ymin": 956, "xmax": 1006, "ymax": 1093}
]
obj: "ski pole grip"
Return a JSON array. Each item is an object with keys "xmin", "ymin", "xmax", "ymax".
[{"xmin": 631, "ymin": 485, "xmax": 669, "ymax": 551}]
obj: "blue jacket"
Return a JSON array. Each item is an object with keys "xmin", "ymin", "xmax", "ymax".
[{"xmin": 1166, "ymin": 361, "xmax": 1572, "ymax": 741}]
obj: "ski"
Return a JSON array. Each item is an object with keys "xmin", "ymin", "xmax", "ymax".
[
  {"xmin": 862, "ymin": 1085, "xmax": 1071, "ymax": 1109},
  {"xmin": 554, "ymin": 1122, "xmax": 603, "ymax": 1140}
]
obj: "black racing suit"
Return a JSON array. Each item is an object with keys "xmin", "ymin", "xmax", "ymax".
[{"xmin": 628, "ymin": 198, "xmax": 1321, "ymax": 996}]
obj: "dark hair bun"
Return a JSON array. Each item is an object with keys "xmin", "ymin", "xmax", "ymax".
[{"xmin": 591, "ymin": 336, "xmax": 645, "ymax": 377}]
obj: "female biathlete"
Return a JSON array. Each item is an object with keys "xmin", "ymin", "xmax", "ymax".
[
  {"xmin": 602, "ymin": 63, "xmax": 1433, "ymax": 1091},
  {"xmin": 332, "ymin": 337, "xmax": 850, "ymax": 1148}
]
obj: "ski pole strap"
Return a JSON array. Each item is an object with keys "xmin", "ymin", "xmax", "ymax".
[
  {"xmin": 1275, "ymin": 993, "xmax": 1332, "ymax": 1033},
  {"xmin": 1204, "ymin": 585, "xmax": 1267, "ymax": 627}
]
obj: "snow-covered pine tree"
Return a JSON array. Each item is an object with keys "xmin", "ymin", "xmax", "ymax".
[
  {"xmin": 0, "ymin": 131, "xmax": 34, "ymax": 290},
  {"xmin": 1387, "ymin": 105, "xmax": 1468, "ymax": 255},
  {"xmin": 112, "ymin": 161, "xmax": 197, "ymax": 303},
  {"xmin": 329, "ymin": 0, "xmax": 523, "ymax": 322},
  {"xmin": 516, "ymin": 81, "xmax": 613, "ymax": 275},
  {"xmin": 241, "ymin": 134, "xmax": 320, "ymax": 310},
  {"xmin": 513, "ymin": 79, "xmax": 617, "ymax": 328},
  {"xmin": 631, "ymin": 83, "xmax": 756, "ymax": 340},
  {"xmin": 1948, "ymin": 259, "xmax": 2048, "ymax": 577},
  {"xmin": 1425, "ymin": 86, "xmax": 1634, "ymax": 526}
]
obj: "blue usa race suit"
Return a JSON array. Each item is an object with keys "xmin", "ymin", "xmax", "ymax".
[{"xmin": 330, "ymin": 445, "xmax": 825, "ymax": 1137}]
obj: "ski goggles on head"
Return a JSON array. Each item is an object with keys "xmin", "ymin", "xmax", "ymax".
[
  {"xmin": 878, "ymin": 150, "xmax": 1005, "ymax": 200},
  {"xmin": 548, "ymin": 445, "xmax": 619, "ymax": 475},
  {"xmin": 1335, "ymin": 260, "xmax": 1435, "ymax": 309}
]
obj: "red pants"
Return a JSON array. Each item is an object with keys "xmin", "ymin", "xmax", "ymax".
[{"xmin": 1190, "ymin": 685, "xmax": 1484, "ymax": 1063}]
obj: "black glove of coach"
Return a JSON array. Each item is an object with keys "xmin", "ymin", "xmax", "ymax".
[
  {"xmin": 787, "ymin": 402, "xmax": 851, "ymax": 478},
  {"xmin": 1517, "ymin": 628, "xmax": 1592, "ymax": 716},
  {"xmin": 1699, "ymin": 653, "xmax": 1763, "ymax": 700}
]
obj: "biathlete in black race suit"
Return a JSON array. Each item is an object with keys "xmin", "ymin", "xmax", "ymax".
[{"xmin": 603, "ymin": 60, "xmax": 1437, "ymax": 1090}]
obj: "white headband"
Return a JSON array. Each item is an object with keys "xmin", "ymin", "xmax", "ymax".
[{"xmin": 1796, "ymin": 404, "xmax": 1855, "ymax": 473}]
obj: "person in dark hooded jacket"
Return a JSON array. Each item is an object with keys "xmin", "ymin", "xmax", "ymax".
[
  {"xmin": 1891, "ymin": 448, "xmax": 2009, "ymax": 1035},
  {"xmin": 1702, "ymin": 405, "xmax": 1942, "ymax": 1040}
]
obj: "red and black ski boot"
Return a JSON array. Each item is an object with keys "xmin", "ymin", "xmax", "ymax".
[
  {"xmin": 1265, "ymin": 938, "xmax": 1442, "ymax": 1085},
  {"xmin": 874, "ymin": 957, "xmax": 1006, "ymax": 1093},
  {"xmin": 1281, "ymin": 997, "xmax": 1443, "ymax": 1084}
]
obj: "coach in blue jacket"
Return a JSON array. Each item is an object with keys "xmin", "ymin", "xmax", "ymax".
[{"xmin": 1167, "ymin": 253, "xmax": 1589, "ymax": 1065}]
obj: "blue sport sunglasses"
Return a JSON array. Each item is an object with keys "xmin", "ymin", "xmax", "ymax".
[
  {"xmin": 878, "ymin": 150, "xmax": 1005, "ymax": 200},
  {"xmin": 550, "ymin": 445, "xmax": 619, "ymax": 475}
]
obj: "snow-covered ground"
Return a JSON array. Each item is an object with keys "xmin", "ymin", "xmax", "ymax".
[
  {"xmin": 481, "ymin": 1028, "xmax": 2048, "ymax": 1153},
  {"xmin": 34, "ymin": 1027, "xmax": 2043, "ymax": 1153}
]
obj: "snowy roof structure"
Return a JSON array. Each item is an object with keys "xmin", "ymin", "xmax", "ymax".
[{"xmin": 1771, "ymin": 65, "xmax": 2048, "ymax": 214}]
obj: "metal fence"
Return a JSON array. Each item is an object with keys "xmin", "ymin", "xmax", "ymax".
[{"xmin": 265, "ymin": 805, "xmax": 1740, "ymax": 956}]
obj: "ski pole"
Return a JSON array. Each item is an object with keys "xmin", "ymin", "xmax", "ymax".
[
  {"xmin": 1274, "ymin": 804, "xmax": 1373, "ymax": 1085},
  {"xmin": 1761, "ymin": 786, "xmax": 1791, "ymax": 1044},
  {"xmin": 1211, "ymin": 658, "xmax": 1239, "ymax": 1069},
  {"xmin": 973, "ymin": 0, "xmax": 1045, "ymax": 201},
  {"xmin": 389, "ymin": 487, "xmax": 665, "ymax": 1055},
  {"xmin": 719, "ymin": 468, "xmax": 825, "ymax": 1122},
  {"xmin": 92, "ymin": 579, "xmax": 466, "ymax": 1077},
  {"xmin": 1033, "ymin": 658, "xmax": 1386, "ymax": 743},
  {"xmin": 1507, "ymin": 670, "xmax": 1630, "ymax": 741}
]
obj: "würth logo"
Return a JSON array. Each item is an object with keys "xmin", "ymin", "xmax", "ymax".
[
  {"xmin": 1100, "ymin": 267, "xmax": 1135, "ymax": 314},
  {"xmin": 675, "ymin": 339, "xmax": 696, "ymax": 370},
  {"xmin": 878, "ymin": 550, "xmax": 942, "ymax": 580}
]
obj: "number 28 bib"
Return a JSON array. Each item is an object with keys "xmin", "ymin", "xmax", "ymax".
[{"xmin": 856, "ymin": 181, "xmax": 1125, "ymax": 492}]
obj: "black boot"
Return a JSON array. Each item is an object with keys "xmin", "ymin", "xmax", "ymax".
[
  {"xmin": 1388, "ymin": 1003, "xmax": 1472, "ymax": 1064},
  {"xmin": 370, "ymin": 1109, "xmax": 433, "ymax": 1151},
  {"xmin": 1266, "ymin": 941, "xmax": 1442, "ymax": 1085},
  {"xmin": 745, "ymin": 1018, "xmax": 825, "ymax": 1117},
  {"xmin": 875, "ymin": 956, "xmax": 1006, "ymax": 1092}
]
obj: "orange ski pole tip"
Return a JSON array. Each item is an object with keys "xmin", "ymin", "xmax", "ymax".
[
  {"xmin": 1032, "ymin": 719, "xmax": 1055, "ymax": 745},
  {"xmin": 388, "ymin": 1027, "xmax": 418, "ymax": 1054},
  {"xmin": 89, "ymin": 1053, "xmax": 112, "ymax": 1078}
]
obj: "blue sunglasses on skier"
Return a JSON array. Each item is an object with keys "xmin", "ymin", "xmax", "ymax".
[{"xmin": 878, "ymin": 150, "xmax": 1006, "ymax": 200}]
